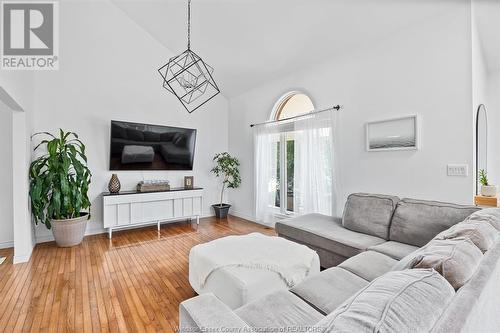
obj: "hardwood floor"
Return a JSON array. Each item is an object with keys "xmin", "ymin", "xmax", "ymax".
[{"xmin": 0, "ymin": 216, "xmax": 274, "ymax": 333}]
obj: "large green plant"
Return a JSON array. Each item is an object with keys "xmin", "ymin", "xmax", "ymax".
[
  {"xmin": 29, "ymin": 130, "xmax": 92, "ymax": 229},
  {"xmin": 211, "ymin": 152, "xmax": 241, "ymax": 207}
]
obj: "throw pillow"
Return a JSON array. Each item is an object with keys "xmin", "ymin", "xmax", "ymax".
[
  {"xmin": 405, "ymin": 238, "xmax": 482, "ymax": 290},
  {"xmin": 435, "ymin": 221, "xmax": 498, "ymax": 252},
  {"xmin": 465, "ymin": 208, "xmax": 500, "ymax": 231}
]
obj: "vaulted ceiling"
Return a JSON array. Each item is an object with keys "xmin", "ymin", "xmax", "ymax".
[
  {"xmin": 474, "ymin": 0, "xmax": 500, "ymax": 72},
  {"xmin": 111, "ymin": 0, "xmax": 496, "ymax": 97}
]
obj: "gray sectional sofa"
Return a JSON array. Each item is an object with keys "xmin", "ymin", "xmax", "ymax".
[
  {"xmin": 276, "ymin": 193, "xmax": 480, "ymax": 268},
  {"xmin": 180, "ymin": 193, "xmax": 500, "ymax": 332}
]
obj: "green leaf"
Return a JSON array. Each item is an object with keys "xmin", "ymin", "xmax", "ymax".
[
  {"xmin": 29, "ymin": 129, "xmax": 91, "ymax": 229},
  {"xmin": 211, "ymin": 152, "xmax": 241, "ymax": 203}
]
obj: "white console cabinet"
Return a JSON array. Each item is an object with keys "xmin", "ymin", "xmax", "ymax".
[{"xmin": 102, "ymin": 187, "xmax": 203, "ymax": 238}]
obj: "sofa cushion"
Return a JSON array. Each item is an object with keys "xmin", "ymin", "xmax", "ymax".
[
  {"xmin": 368, "ymin": 241, "xmax": 419, "ymax": 260},
  {"xmin": 435, "ymin": 221, "xmax": 498, "ymax": 253},
  {"xmin": 143, "ymin": 131, "xmax": 161, "ymax": 142},
  {"xmin": 342, "ymin": 193, "xmax": 399, "ymax": 239},
  {"xmin": 235, "ymin": 290, "xmax": 323, "ymax": 328},
  {"xmin": 396, "ymin": 238, "xmax": 483, "ymax": 290},
  {"xmin": 179, "ymin": 293, "xmax": 251, "ymax": 332},
  {"xmin": 338, "ymin": 250, "xmax": 397, "ymax": 282},
  {"xmin": 389, "ymin": 198, "xmax": 480, "ymax": 247},
  {"xmin": 126, "ymin": 128, "xmax": 144, "ymax": 141},
  {"xmin": 465, "ymin": 208, "xmax": 500, "ymax": 231},
  {"xmin": 291, "ymin": 267, "xmax": 368, "ymax": 315},
  {"xmin": 276, "ymin": 214, "xmax": 386, "ymax": 259},
  {"xmin": 121, "ymin": 145, "xmax": 155, "ymax": 164},
  {"xmin": 316, "ymin": 269, "xmax": 455, "ymax": 333},
  {"xmin": 173, "ymin": 133, "xmax": 188, "ymax": 147},
  {"xmin": 280, "ymin": 235, "xmax": 349, "ymax": 268},
  {"xmin": 160, "ymin": 132, "xmax": 174, "ymax": 142}
]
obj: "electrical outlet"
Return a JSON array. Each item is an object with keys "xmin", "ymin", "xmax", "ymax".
[{"xmin": 447, "ymin": 164, "xmax": 468, "ymax": 177}]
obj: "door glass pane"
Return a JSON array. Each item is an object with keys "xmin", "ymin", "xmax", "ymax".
[
  {"xmin": 275, "ymin": 141, "xmax": 281, "ymax": 208},
  {"xmin": 277, "ymin": 94, "xmax": 314, "ymax": 120},
  {"xmin": 286, "ymin": 139, "xmax": 294, "ymax": 212}
]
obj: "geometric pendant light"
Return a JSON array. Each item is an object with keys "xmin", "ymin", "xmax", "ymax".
[{"xmin": 158, "ymin": 0, "xmax": 220, "ymax": 113}]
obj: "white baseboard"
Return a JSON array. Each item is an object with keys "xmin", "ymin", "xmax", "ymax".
[
  {"xmin": 36, "ymin": 227, "xmax": 107, "ymax": 244},
  {"xmin": 229, "ymin": 209, "xmax": 255, "ymax": 222},
  {"xmin": 230, "ymin": 209, "xmax": 275, "ymax": 228},
  {"xmin": 35, "ymin": 214, "xmax": 216, "ymax": 244},
  {"xmin": 0, "ymin": 240, "xmax": 14, "ymax": 249},
  {"xmin": 13, "ymin": 245, "xmax": 34, "ymax": 264}
]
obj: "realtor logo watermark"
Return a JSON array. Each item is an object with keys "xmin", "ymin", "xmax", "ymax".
[{"xmin": 1, "ymin": 1, "xmax": 59, "ymax": 70}]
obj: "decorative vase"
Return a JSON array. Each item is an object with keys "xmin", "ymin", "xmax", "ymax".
[
  {"xmin": 481, "ymin": 185, "xmax": 498, "ymax": 197},
  {"xmin": 51, "ymin": 213, "xmax": 89, "ymax": 247},
  {"xmin": 108, "ymin": 174, "xmax": 121, "ymax": 193}
]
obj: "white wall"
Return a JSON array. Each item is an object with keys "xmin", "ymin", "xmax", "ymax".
[
  {"xmin": 32, "ymin": 0, "xmax": 229, "ymax": 242},
  {"xmin": 0, "ymin": 106, "xmax": 13, "ymax": 249},
  {"xmin": 486, "ymin": 70, "xmax": 500, "ymax": 186},
  {"xmin": 228, "ymin": 5, "xmax": 474, "ymax": 221},
  {"xmin": 472, "ymin": 11, "xmax": 489, "ymax": 110},
  {"xmin": 0, "ymin": 71, "xmax": 36, "ymax": 261},
  {"xmin": 13, "ymin": 110, "xmax": 35, "ymax": 263},
  {"xmin": 471, "ymin": 1, "xmax": 490, "ymax": 194}
]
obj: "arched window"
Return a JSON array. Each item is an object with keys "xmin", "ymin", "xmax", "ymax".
[
  {"xmin": 271, "ymin": 92, "xmax": 314, "ymax": 214},
  {"xmin": 273, "ymin": 92, "xmax": 314, "ymax": 120},
  {"xmin": 255, "ymin": 91, "xmax": 335, "ymax": 223}
]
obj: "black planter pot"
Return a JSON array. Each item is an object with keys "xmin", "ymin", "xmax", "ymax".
[{"xmin": 212, "ymin": 204, "xmax": 231, "ymax": 219}]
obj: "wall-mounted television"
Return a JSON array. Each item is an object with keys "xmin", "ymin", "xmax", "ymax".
[{"xmin": 109, "ymin": 120, "xmax": 196, "ymax": 170}]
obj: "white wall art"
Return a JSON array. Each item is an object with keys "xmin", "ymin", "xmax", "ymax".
[{"xmin": 366, "ymin": 115, "xmax": 419, "ymax": 151}]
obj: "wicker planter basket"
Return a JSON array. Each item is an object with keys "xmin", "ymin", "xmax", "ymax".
[{"xmin": 51, "ymin": 213, "xmax": 89, "ymax": 247}]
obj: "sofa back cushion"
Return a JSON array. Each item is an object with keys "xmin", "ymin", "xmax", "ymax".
[
  {"xmin": 389, "ymin": 198, "xmax": 480, "ymax": 247},
  {"xmin": 342, "ymin": 193, "xmax": 399, "ymax": 239},
  {"xmin": 465, "ymin": 208, "xmax": 500, "ymax": 231},
  {"xmin": 316, "ymin": 269, "xmax": 455, "ymax": 332},
  {"xmin": 435, "ymin": 221, "xmax": 498, "ymax": 253},
  {"xmin": 394, "ymin": 238, "xmax": 483, "ymax": 290},
  {"xmin": 126, "ymin": 128, "xmax": 144, "ymax": 141},
  {"xmin": 143, "ymin": 131, "xmax": 161, "ymax": 142}
]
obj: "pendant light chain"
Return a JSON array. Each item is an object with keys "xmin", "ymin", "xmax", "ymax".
[{"xmin": 187, "ymin": 0, "xmax": 191, "ymax": 50}]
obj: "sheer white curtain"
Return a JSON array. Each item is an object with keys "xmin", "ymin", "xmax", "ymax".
[
  {"xmin": 254, "ymin": 109, "xmax": 337, "ymax": 224},
  {"xmin": 254, "ymin": 124, "xmax": 279, "ymax": 224},
  {"xmin": 293, "ymin": 110, "xmax": 337, "ymax": 215}
]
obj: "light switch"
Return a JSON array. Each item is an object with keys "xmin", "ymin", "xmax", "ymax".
[{"xmin": 447, "ymin": 164, "xmax": 468, "ymax": 177}]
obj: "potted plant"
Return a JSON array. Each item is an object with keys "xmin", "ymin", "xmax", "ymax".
[
  {"xmin": 479, "ymin": 169, "xmax": 497, "ymax": 197},
  {"xmin": 29, "ymin": 130, "xmax": 92, "ymax": 247},
  {"xmin": 211, "ymin": 152, "xmax": 241, "ymax": 218}
]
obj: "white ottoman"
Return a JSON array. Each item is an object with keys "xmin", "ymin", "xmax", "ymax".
[{"xmin": 188, "ymin": 233, "xmax": 320, "ymax": 309}]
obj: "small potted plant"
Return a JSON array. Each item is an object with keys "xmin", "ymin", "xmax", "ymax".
[
  {"xmin": 211, "ymin": 152, "xmax": 241, "ymax": 218},
  {"xmin": 479, "ymin": 169, "xmax": 497, "ymax": 197},
  {"xmin": 29, "ymin": 130, "xmax": 92, "ymax": 247}
]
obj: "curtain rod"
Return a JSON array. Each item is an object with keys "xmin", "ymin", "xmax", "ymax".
[{"xmin": 250, "ymin": 105, "xmax": 342, "ymax": 128}]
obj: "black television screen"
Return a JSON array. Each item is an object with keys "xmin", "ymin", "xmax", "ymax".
[{"xmin": 109, "ymin": 120, "xmax": 196, "ymax": 170}]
